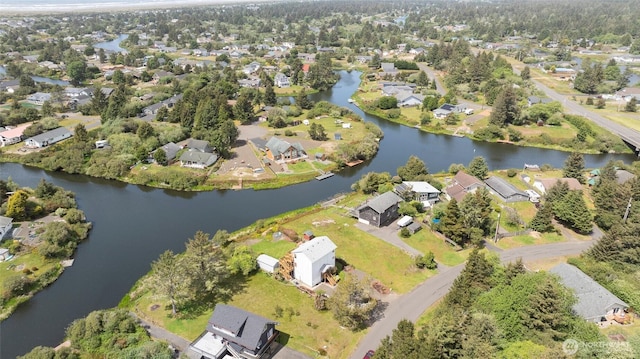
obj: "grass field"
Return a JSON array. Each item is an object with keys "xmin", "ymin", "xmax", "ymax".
[
  {"xmin": 402, "ymin": 229, "xmax": 470, "ymax": 266},
  {"xmin": 133, "ymin": 271, "xmax": 364, "ymax": 358}
]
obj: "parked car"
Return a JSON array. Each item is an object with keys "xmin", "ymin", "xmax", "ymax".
[
  {"xmin": 464, "ymin": 108, "xmax": 474, "ymax": 115},
  {"xmin": 363, "ymin": 350, "xmax": 375, "ymax": 359}
]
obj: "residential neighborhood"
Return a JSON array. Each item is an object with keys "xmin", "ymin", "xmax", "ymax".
[{"xmin": 1, "ymin": 1, "xmax": 640, "ymax": 359}]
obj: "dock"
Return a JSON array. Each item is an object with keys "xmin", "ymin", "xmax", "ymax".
[
  {"xmin": 345, "ymin": 160, "xmax": 364, "ymax": 167},
  {"xmin": 315, "ymin": 172, "xmax": 335, "ymax": 181}
]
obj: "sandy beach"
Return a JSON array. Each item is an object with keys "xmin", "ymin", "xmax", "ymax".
[{"xmin": 0, "ymin": 0, "xmax": 275, "ymax": 15}]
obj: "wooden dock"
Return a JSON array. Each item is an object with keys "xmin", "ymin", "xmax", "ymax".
[
  {"xmin": 345, "ymin": 160, "xmax": 364, "ymax": 167},
  {"xmin": 315, "ymin": 172, "xmax": 335, "ymax": 181}
]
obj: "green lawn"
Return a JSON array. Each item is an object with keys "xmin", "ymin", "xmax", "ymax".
[
  {"xmin": 133, "ymin": 272, "xmax": 364, "ymax": 358},
  {"xmin": 273, "ymin": 206, "xmax": 435, "ymax": 293},
  {"xmin": 251, "ymin": 239, "xmax": 297, "ymax": 258},
  {"xmin": 494, "ymin": 232, "xmax": 565, "ymax": 250},
  {"xmin": 402, "ymin": 230, "xmax": 470, "ymax": 266}
]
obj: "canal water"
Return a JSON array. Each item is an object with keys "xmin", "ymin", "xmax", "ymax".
[{"xmin": 0, "ymin": 70, "xmax": 636, "ymax": 358}]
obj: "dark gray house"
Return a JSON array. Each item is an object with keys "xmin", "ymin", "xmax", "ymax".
[
  {"xmin": 550, "ymin": 263, "xmax": 629, "ymax": 323},
  {"xmin": 356, "ymin": 191, "xmax": 403, "ymax": 227},
  {"xmin": 484, "ymin": 176, "xmax": 529, "ymax": 203},
  {"xmin": 188, "ymin": 304, "xmax": 279, "ymax": 359}
]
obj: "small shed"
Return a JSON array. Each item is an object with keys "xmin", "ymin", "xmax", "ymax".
[
  {"xmin": 334, "ymin": 133, "xmax": 342, "ymax": 140},
  {"xmin": 303, "ymin": 230, "xmax": 314, "ymax": 241},
  {"xmin": 257, "ymin": 254, "xmax": 280, "ymax": 274},
  {"xmin": 0, "ymin": 248, "xmax": 10, "ymax": 261},
  {"xmin": 407, "ymin": 222, "xmax": 422, "ymax": 234}
]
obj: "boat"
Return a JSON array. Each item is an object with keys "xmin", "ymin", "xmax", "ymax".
[{"xmin": 347, "ymin": 98, "xmax": 355, "ymax": 103}]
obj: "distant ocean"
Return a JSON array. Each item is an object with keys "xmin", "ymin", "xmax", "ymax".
[{"xmin": 0, "ymin": 0, "xmax": 255, "ymax": 13}]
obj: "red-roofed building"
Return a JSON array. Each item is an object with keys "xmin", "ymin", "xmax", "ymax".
[
  {"xmin": 0, "ymin": 123, "xmax": 30, "ymax": 147},
  {"xmin": 302, "ymin": 63, "xmax": 310, "ymax": 74}
]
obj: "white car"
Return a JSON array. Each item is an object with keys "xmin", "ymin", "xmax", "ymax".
[{"xmin": 464, "ymin": 108, "xmax": 474, "ymax": 115}]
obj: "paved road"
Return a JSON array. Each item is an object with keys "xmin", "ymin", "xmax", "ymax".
[
  {"xmin": 530, "ymin": 79, "xmax": 640, "ymax": 150},
  {"xmin": 349, "ymin": 240, "xmax": 596, "ymax": 359}
]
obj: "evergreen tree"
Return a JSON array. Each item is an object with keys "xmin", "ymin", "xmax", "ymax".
[
  {"xmin": 467, "ymin": 156, "xmax": 489, "ymax": 179},
  {"xmin": 233, "ymin": 92, "xmax": 254, "ymax": 125},
  {"xmin": 148, "ymin": 250, "xmax": 188, "ymax": 315},
  {"xmin": 416, "ymin": 70, "xmax": 429, "ymax": 87},
  {"xmin": 553, "ymin": 190, "xmax": 593, "ymax": 234},
  {"xmin": 264, "ymin": 82, "xmax": 277, "ymax": 106},
  {"xmin": 520, "ymin": 66, "xmax": 531, "ymax": 80},
  {"xmin": 562, "ymin": 152, "xmax": 585, "ymax": 184},
  {"xmin": 441, "ymin": 198, "xmax": 465, "ymax": 245},
  {"xmin": 489, "ymin": 86, "xmax": 520, "ymax": 127},
  {"xmin": 308, "ymin": 123, "xmax": 327, "ymax": 141},
  {"xmin": 529, "ymin": 203, "xmax": 554, "ymax": 232},
  {"xmin": 153, "ymin": 148, "xmax": 168, "ymax": 166},
  {"xmin": 295, "ymin": 88, "xmax": 313, "ymax": 110}
]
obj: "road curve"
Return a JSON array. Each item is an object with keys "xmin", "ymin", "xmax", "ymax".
[{"xmin": 349, "ymin": 240, "xmax": 595, "ymax": 359}]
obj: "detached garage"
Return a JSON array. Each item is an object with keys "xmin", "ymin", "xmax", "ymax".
[{"xmin": 257, "ymin": 254, "xmax": 280, "ymax": 274}]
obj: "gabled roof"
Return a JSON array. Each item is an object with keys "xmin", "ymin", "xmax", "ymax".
[
  {"xmin": 445, "ymin": 183, "xmax": 467, "ymax": 202},
  {"xmin": 484, "ymin": 176, "xmax": 527, "ymax": 199},
  {"xmin": 27, "ymin": 127, "xmax": 72, "ymax": 144},
  {"xmin": 550, "ymin": 263, "xmax": 629, "ymax": 321},
  {"xmin": 186, "ymin": 139, "xmax": 211, "ymax": 152},
  {"xmin": 207, "ymin": 304, "xmax": 276, "ymax": 352},
  {"xmin": 358, "ymin": 191, "xmax": 402, "ymax": 214},
  {"xmin": 0, "ymin": 123, "xmax": 30, "ymax": 139},
  {"xmin": 537, "ymin": 178, "xmax": 583, "ymax": 191},
  {"xmin": 454, "ymin": 171, "xmax": 483, "ymax": 189},
  {"xmin": 179, "ymin": 151, "xmax": 217, "ymax": 165},
  {"xmin": 615, "ymin": 170, "xmax": 635, "ymax": 185},
  {"xmin": 292, "ymin": 236, "xmax": 336, "ymax": 262},
  {"xmin": 265, "ymin": 137, "xmax": 304, "ymax": 157},
  {"xmin": 160, "ymin": 142, "xmax": 180, "ymax": 160}
]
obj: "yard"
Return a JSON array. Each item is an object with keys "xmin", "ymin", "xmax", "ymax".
[
  {"xmin": 132, "ymin": 272, "xmax": 365, "ymax": 359},
  {"xmin": 402, "ymin": 229, "xmax": 470, "ymax": 267}
]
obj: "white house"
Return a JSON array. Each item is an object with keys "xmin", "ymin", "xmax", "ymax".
[
  {"xmin": 0, "ymin": 216, "xmax": 13, "ymax": 239},
  {"xmin": 274, "ymin": 73, "xmax": 290, "ymax": 88},
  {"xmin": 292, "ymin": 236, "xmax": 337, "ymax": 288},
  {"xmin": 24, "ymin": 127, "xmax": 73, "ymax": 148},
  {"xmin": 533, "ymin": 178, "xmax": 583, "ymax": 194},
  {"xmin": 395, "ymin": 181, "xmax": 441, "ymax": 207},
  {"xmin": 256, "ymin": 254, "xmax": 280, "ymax": 274},
  {"xmin": 0, "ymin": 123, "xmax": 29, "ymax": 147}
]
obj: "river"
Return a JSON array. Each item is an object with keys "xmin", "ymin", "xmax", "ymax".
[
  {"xmin": 94, "ymin": 34, "xmax": 129, "ymax": 53},
  {"xmin": 0, "ymin": 70, "xmax": 636, "ymax": 358}
]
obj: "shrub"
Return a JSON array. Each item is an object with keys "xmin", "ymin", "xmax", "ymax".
[
  {"xmin": 284, "ymin": 130, "xmax": 294, "ymax": 136},
  {"xmin": 415, "ymin": 251, "xmax": 437, "ymax": 269},
  {"xmin": 400, "ymin": 228, "xmax": 410, "ymax": 238},
  {"xmin": 377, "ymin": 96, "xmax": 398, "ymax": 110},
  {"xmin": 507, "ymin": 169, "xmax": 518, "ymax": 177},
  {"xmin": 387, "ymin": 108, "xmax": 401, "ymax": 119}
]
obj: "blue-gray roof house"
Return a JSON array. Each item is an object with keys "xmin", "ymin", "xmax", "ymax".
[
  {"xmin": 188, "ymin": 304, "xmax": 278, "ymax": 359},
  {"xmin": 356, "ymin": 191, "xmax": 403, "ymax": 227},
  {"xmin": 550, "ymin": 263, "xmax": 629, "ymax": 323},
  {"xmin": 24, "ymin": 127, "xmax": 72, "ymax": 148},
  {"xmin": 265, "ymin": 137, "xmax": 306, "ymax": 163}
]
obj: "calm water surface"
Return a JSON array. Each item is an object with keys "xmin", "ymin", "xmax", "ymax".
[{"xmin": 0, "ymin": 70, "xmax": 636, "ymax": 358}]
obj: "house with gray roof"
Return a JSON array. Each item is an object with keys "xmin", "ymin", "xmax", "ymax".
[
  {"xmin": 186, "ymin": 138, "xmax": 213, "ymax": 153},
  {"xmin": 356, "ymin": 191, "xmax": 403, "ymax": 227},
  {"xmin": 433, "ymin": 103, "xmax": 467, "ymax": 119},
  {"xmin": 484, "ymin": 176, "xmax": 529, "ymax": 202},
  {"xmin": 265, "ymin": 137, "xmax": 306, "ymax": 163},
  {"xmin": 550, "ymin": 263, "xmax": 629, "ymax": 323},
  {"xmin": 188, "ymin": 304, "xmax": 278, "ymax": 359},
  {"xmin": 179, "ymin": 151, "xmax": 218, "ymax": 169},
  {"xmin": 24, "ymin": 127, "xmax": 72, "ymax": 148},
  {"xmin": 152, "ymin": 142, "xmax": 181, "ymax": 163},
  {"xmin": 26, "ymin": 92, "xmax": 52, "ymax": 105}
]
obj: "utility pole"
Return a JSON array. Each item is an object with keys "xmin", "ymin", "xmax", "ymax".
[
  {"xmin": 494, "ymin": 211, "xmax": 501, "ymax": 243},
  {"xmin": 623, "ymin": 196, "xmax": 633, "ymax": 223}
]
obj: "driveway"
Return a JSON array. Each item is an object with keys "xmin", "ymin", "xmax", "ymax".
[
  {"xmin": 350, "ymin": 239, "xmax": 596, "ymax": 359},
  {"xmin": 354, "ymin": 222, "xmax": 423, "ymax": 257}
]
